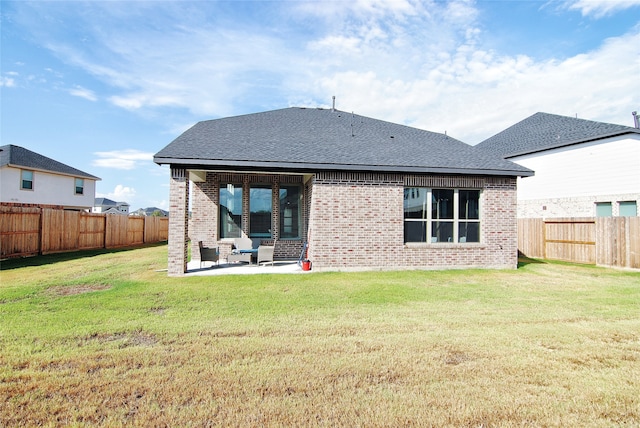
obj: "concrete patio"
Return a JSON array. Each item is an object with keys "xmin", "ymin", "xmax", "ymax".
[{"xmin": 185, "ymin": 259, "xmax": 307, "ymax": 276}]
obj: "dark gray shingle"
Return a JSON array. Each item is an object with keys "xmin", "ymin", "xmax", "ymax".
[
  {"xmin": 154, "ymin": 107, "xmax": 532, "ymax": 176},
  {"xmin": 477, "ymin": 112, "xmax": 640, "ymax": 158}
]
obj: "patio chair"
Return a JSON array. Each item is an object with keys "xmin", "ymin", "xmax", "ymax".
[
  {"xmin": 227, "ymin": 237, "xmax": 255, "ymax": 264},
  {"xmin": 198, "ymin": 241, "xmax": 219, "ymax": 268},
  {"xmin": 257, "ymin": 245, "xmax": 275, "ymax": 266}
]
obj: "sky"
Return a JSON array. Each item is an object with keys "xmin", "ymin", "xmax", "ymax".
[{"xmin": 1, "ymin": 0, "xmax": 639, "ymax": 211}]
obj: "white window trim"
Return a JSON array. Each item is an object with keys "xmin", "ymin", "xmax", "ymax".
[
  {"xmin": 20, "ymin": 169, "xmax": 34, "ymax": 191},
  {"xmin": 75, "ymin": 178, "xmax": 85, "ymax": 195}
]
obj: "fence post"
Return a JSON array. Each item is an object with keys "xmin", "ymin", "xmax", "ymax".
[{"xmin": 542, "ymin": 219, "xmax": 547, "ymax": 260}]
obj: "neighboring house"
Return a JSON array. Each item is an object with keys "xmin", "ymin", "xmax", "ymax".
[
  {"xmin": 0, "ymin": 144, "xmax": 100, "ymax": 210},
  {"xmin": 93, "ymin": 197, "xmax": 130, "ymax": 215},
  {"xmin": 154, "ymin": 107, "xmax": 532, "ymax": 276},
  {"xmin": 477, "ymin": 112, "xmax": 640, "ymax": 218},
  {"xmin": 131, "ymin": 207, "xmax": 168, "ymax": 217}
]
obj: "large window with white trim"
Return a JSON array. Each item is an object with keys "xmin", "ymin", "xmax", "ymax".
[{"xmin": 404, "ymin": 188, "xmax": 480, "ymax": 243}]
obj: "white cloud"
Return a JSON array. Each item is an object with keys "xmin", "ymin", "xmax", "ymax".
[
  {"xmin": 14, "ymin": 0, "xmax": 640, "ymax": 143},
  {"xmin": 26, "ymin": 0, "xmax": 481, "ymax": 120},
  {"xmin": 312, "ymin": 25, "xmax": 640, "ymax": 143},
  {"xmin": 69, "ymin": 85, "xmax": 97, "ymax": 101},
  {"xmin": 97, "ymin": 184, "xmax": 136, "ymax": 202},
  {"xmin": 109, "ymin": 95, "xmax": 144, "ymax": 110},
  {"xmin": 93, "ymin": 149, "xmax": 154, "ymax": 170},
  {"xmin": 565, "ymin": 0, "xmax": 640, "ymax": 17},
  {"xmin": 151, "ymin": 199, "xmax": 169, "ymax": 210},
  {"xmin": 0, "ymin": 76, "xmax": 16, "ymax": 87}
]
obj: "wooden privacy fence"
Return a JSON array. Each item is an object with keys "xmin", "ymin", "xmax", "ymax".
[
  {"xmin": 518, "ymin": 217, "xmax": 640, "ymax": 269},
  {"xmin": 1, "ymin": 205, "xmax": 168, "ymax": 259}
]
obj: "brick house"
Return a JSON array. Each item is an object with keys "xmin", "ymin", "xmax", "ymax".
[
  {"xmin": 477, "ymin": 112, "xmax": 640, "ymax": 218},
  {"xmin": 154, "ymin": 107, "xmax": 533, "ymax": 276}
]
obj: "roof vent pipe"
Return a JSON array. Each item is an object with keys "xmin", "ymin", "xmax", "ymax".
[
  {"xmin": 332, "ymin": 96, "xmax": 336, "ymax": 112},
  {"xmin": 633, "ymin": 111, "xmax": 639, "ymax": 129}
]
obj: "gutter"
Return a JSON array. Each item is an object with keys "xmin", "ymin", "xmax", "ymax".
[
  {"xmin": 153, "ymin": 157, "xmax": 534, "ymax": 178},
  {"xmin": 504, "ymin": 128, "xmax": 640, "ymax": 159}
]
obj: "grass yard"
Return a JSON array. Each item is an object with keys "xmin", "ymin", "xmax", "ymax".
[{"xmin": 1, "ymin": 245, "xmax": 639, "ymax": 427}]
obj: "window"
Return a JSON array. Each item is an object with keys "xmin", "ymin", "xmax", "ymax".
[
  {"xmin": 596, "ymin": 202, "xmax": 612, "ymax": 217},
  {"xmin": 432, "ymin": 189, "xmax": 454, "ymax": 243},
  {"xmin": 249, "ymin": 185, "xmax": 272, "ymax": 238},
  {"xmin": 458, "ymin": 190, "xmax": 480, "ymax": 243},
  {"xmin": 20, "ymin": 170, "xmax": 33, "ymax": 190},
  {"xmin": 220, "ymin": 182, "xmax": 303, "ymax": 240},
  {"xmin": 404, "ymin": 188, "xmax": 480, "ymax": 243},
  {"xmin": 75, "ymin": 178, "xmax": 84, "ymax": 195},
  {"xmin": 619, "ymin": 201, "xmax": 637, "ymax": 217},
  {"xmin": 219, "ymin": 183, "xmax": 242, "ymax": 239},
  {"xmin": 280, "ymin": 186, "xmax": 301, "ymax": 239}
]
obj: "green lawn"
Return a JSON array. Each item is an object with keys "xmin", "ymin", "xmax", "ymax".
[{"xmin": 1, "ymin": 245, "xmax": 639, "ymax": 427}]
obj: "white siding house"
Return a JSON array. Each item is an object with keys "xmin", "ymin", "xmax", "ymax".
[
  {"xmin": 92, "ymin": 198, "xmax": 130, "ymax": 215},
  {"xmin": 477, "ymin": 113, "xmax": 640, "ymax": 218},
  {"xmin": 0, "ymin": 145, "xmax": 100, "ymax": 210}
]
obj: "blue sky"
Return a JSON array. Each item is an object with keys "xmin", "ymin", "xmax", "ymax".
[{"xmin": 2, "ymin": 0, "xmax": 639, "ymax": 211}]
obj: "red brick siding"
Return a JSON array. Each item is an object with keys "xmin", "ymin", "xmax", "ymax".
[
  {"xmin": 167, "ymin": 168, "xmax": 189, "ymax": 276},
  {"xmin": 176, "ymin": 170, "xmax": 518, "ymax": 273},
  {"xmin": 190, "ymin": 172, "xmax": 219, "ymax": 260},
  {"xmin": 307, "ymin": 172, "xmax": 518, "ymax": 271},
  {"xmin": 190, "ymin": 172, "xmax": 306, "ymax": 260}
]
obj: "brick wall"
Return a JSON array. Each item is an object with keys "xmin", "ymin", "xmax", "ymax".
[
  {"xmin": 191, "ymin": 172, "xmax": 219, "ymax": 260},
  {"xmin": 307, "ymin": 172, "xmax": 518, "ymax": 271},
  {"xmin": 307, "ymin": 172, "xmax": 404, "ymax": 269},
  {"xmin": 168, "ymin": 168, "xmax": 189, "ymax": 276},
  {"xmin": 190, "ymin": 172, "xmax": 306, "ymax": 261},
  {"xmin": 518, "ymin": 193, "xmax": 640, "ymax": 218},
  {"xmin": 176, "ymin": 169, "xmax": 519, "ymax": 273}
]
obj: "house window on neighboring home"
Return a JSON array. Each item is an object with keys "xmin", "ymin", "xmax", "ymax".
[
  {"xmin": 20, "ymin": 170, "xmax": 33, "ymax": 190},
  {"xmin": 619, "ymin": 201, "xmax": 637, "ymax": 217},
  {"xmin": 219, "ymin": 183, "xmax": 243, "ymax": 239},
  {"xmin": 279, "ymin": 185, "xmax": 302, "ymax": 239},
  {"xmin": 249, "ymin": 185, "xmax": 272, "ymax": 238},
  {"xmin": 595, "ymin": 202, "xmax": 612, "ymax": 217},
  {"xmin": 404, "ymin": 188, "xmax": 480, "ymax": 243},
  {"xmin": 75, "ymin": 178, "xmax": 84, "ymax": 195}
]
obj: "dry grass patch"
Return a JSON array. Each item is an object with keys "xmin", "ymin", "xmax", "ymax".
[
  {"xmin": 46, "ymin": 284, "xmax": 112, "ymax": 296},
  {"xmin": 1, "ymin": 246, "xmax": 639, "ymax": 427}
]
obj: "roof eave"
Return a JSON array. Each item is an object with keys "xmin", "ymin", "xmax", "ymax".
[
  {"xmin": 504, "ymin": 129, "xmax": 640, "ymax": 159},
  {"xmin": 154, "ymin": 157, "xmax": 533, "ymax": 178},
  {"xmin": 5, "ymin": 163, "xmax": 101, "ymax": 181}
]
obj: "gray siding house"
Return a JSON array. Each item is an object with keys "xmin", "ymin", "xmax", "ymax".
[{"xmin": 154, "ymin": 107, "xmax": 532, "ymax": 276}]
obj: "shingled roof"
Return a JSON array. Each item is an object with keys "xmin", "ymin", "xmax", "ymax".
[
  {"xmin": 477, "ymin": 112, "xmax": 640, "ymax": 158},
  {"xmin": 0, "ymin": 144, "xmax": 100, "ymax": 180},
  {"xmin": 154, "ymin": 107, "xmax": 532, "ymax": 177}
]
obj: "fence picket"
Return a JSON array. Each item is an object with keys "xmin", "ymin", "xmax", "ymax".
[
  {"xmin": 0, "ymin": 205, "xmax": 168, "ymax": 259},
  {"xmin": 519, "ymin": 217, "xmax": 639, "ymax": 269}
]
